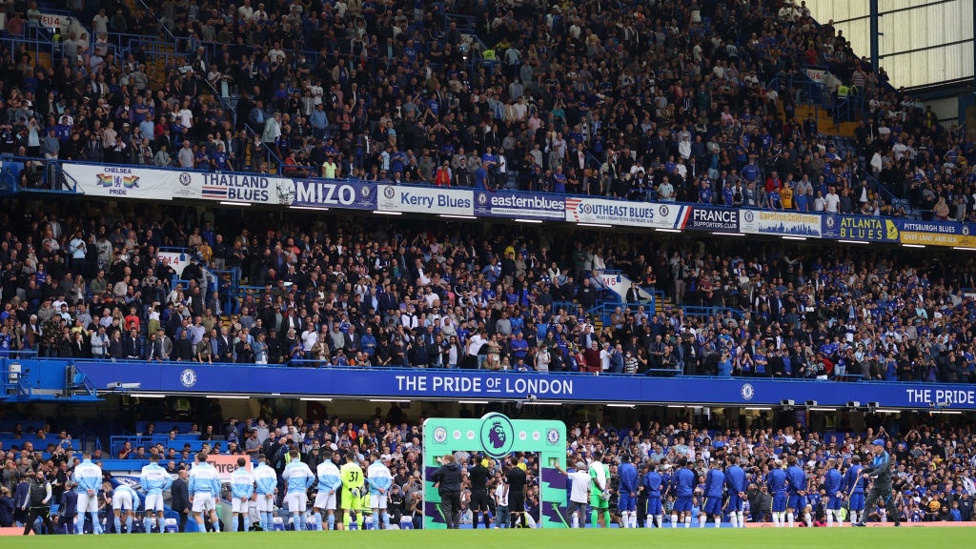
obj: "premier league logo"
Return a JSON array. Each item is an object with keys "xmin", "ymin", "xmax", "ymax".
[
  {"xmin": 479, "ymin": 413, "xmax": 514, "ymax": 458},
  {"xmin": 179, "ymin": 368, "xmax": 197, "ymax": 388},
  {"xmin": 740, "ymin": 383, "xmax": 755, "ymax": 401}
]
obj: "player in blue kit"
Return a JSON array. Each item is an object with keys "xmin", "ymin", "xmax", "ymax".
[
  {"xmin": 842, "ymin": 455, "xmax": 865, "ymax": 526},
  {"xmin": 700, "ymin": 459, "xmax": 725, "ymax": 528},
  {"xmin": 823, "ymin": 458, "xmax": 843, "ymax": 527},
  {"xmin": 670, "ymin": 457, "xmax": 696, "ymax": 528},
  {"xmin": 617, "ymin": 454, "xmax": 639, "ymax": 528},
  {"xmin": 785, "ymin": 455, "xmax": 807, "ymax": 527},
  {"xmin": 139, "ymin": 455, "xmax": 172, "ymax": 534},
  {"xmin": 767, "ymin": 459, "xmax": 788, "ymax": 527},
  {"xmin": 724, "ymin": 455, "xmax": 746, "ymax": 528},
  {"xmin": 642, "ymin": 463, "xmax": 664, "ymax": 528}
]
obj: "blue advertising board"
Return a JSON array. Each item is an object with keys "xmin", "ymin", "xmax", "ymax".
[
  {"xmin": 290, "ymin": 179, "xmax": 376, "ymax": 210},
  {"xmin": 473, "ymin": 190, "xmax": 565, "ymax": 220},
  {"xmin": 821, "ymin": 214, "xmax": 900, "ymax": 242},
  {"xmin": 72, "ymin": 362, "xmax": 976, "ymax": 410}
]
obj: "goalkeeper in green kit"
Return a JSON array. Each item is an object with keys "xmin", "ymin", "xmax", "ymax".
[{"xmin": 588, "ymin": 451, "xmax": 612, "ymax": 528}]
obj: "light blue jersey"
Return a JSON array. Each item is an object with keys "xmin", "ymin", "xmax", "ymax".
[
  {"xmin": 316, "ymin": 460, "xmax": 342, "ymax": 493},
  {"xmin": 188, "ymin": 462, "xmax": 221, "ymax": 495},
  {"xmin": 230, "ymin": 467, "xmax": 256, "ymax": 499},
  {"xmin": 366, "ymin": 461, "xmax": 393, "ymax": 496},
  {"xmin": 73, "ymin": 459, "xmax": 103, "ymax": 493},
  {"xmin": 253, "ymin": 463, "xmax": 278, "ymax": 496},
  {"xmin": 140, "ymin": 462, "xmax": 173, "ymax": 495},
  {"xmin": 282, "ymin": 461, "xmax": 315, "ymax": 494},
  {"xmin": 113, "ymin": 484, "xmax": 141, "ymax": 506}
]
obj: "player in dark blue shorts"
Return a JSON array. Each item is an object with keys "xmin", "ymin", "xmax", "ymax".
[
  {"xmin": 767, "ymin": 459, "xmax": 788, "ymax": 527},
  {"xmin": 617, "ymin": 454, "xmax": 638, "ymax": 528},
  {"xmin": 724, "ymin": 455, "xmax": 746, "ymax": 528},
  {"xmin": 700, "ymin": 459, "xmax": 725, "ymax": 528},
  {"xmin": 671, "ymin": 457, "xmax": 696, "ymax": 528},
  {"xmin": 642, "ymin": 463, "xmax": 664, "ymax": 528}
]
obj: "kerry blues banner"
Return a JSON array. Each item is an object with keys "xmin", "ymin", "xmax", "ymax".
[
  {"xmin": 474, "ymin": 190, "xmax": 565, "ymax": 220},
  {"xmin": 290, "ymin": 179, "xmax": 376, "ymax": 210},
  {"xmin": 821, "ymin": 214, "xmax": 900, "ymax": 242},
  {"xmin": 376, "ymin": 184, "xmax": 474, "ymax": 215}
]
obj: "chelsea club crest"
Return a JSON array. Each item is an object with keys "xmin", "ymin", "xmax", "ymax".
[
  {"xmin": 740, "ymin": 383, "xmax": 755, "ymax": 401},
  {"xmin": 180, "ymin": 368, "xmax": 197, "ymax": 388}
]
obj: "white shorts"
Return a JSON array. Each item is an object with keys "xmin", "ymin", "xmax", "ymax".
[
  {"xmin": 255, "ymin": 493, "xmax": 275, "ymax": 512},
  {"xmin": 369, "ymin": 494, "xmax": 388, "ymax": 510},
  {"xmin": 313, "ymin": 491, "xmax": 337, "ymax": 511},
  {"xmin": 285, "ymin": 492, "xmax": 308, "ymax": 513},
  {"xmin": 232, "ymin": 498, "xmax": 251, "ymax": 514},
  {"xmin": 144, "ymin": 494, "xmax": 165, "ymax": 513},
  {"xmin": 113, "ymin": 491, "xmax": 133, "ymax": 511},
  {"xmin": 192, "ymin": 493, "xmax": 216, "ymax": 513},
  {"xmin": 78, "ymin": 492, "xmax": 99, "ymax": 513}
]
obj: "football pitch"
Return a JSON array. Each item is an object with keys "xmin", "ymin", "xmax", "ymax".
[{"xmin": 2, "ymin": 527, "xmax": 968, "ymax": 548}]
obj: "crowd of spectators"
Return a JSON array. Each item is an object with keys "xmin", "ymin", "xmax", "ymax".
[
  {"xmin": 2, "ymin": 198, "xmax": 976, "ymax": 384},
  {"xmin": 2, "ymin": 410, "xmax": 975, "ymax": 528},
  {"xmin": 0, "ymin": 0, "xmax": 972, "ymax": 219}
]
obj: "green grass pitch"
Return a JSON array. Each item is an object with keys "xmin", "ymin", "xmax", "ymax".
[{"xmin": 2, "ymin": 528, "xmax": 968, "ymax": 548}]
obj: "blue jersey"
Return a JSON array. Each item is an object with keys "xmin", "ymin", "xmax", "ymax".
[
  {"xmin": 642, "ymin": 471, "xmax": 663, "ymax": 497},
  {"xmin": 188, "ymin": 462, "xmax": 221, "ymax": 496},
  {"xmin": 842, "ymin": 464, "xmax": 864, "ymax": 494},
  {"xmin": 786, "ymin": 465, "xmax": 806, "ymax": 494},
  {"xmin": 673, "ymin": 467, "xmax": 696, "ymax": 498},
  {"xmin": 725, "ymin": 465, "xmax": 745, "ymax": 494},
  {"xmin": 139, "ymin": 462, "xmax": 173, "ymax": 496},
  {"xmin": 282, "ymin": 461, "xmax": 315, "ymax": 494},
  {"xmin": 73, "ymin": 459, "xmax": 103, "ymax": 494},
  {"xmin": 767, "ymin": 468, "xmax": 788, "ymax": 494},
  {"xmin": 618, "ymin": 463, "xmax": 638, "ymax": 493},
  {"xmin": 703, "ymin": 469, "xmax": 725, "ymax": 498},
  {"xmin": 824, "ymin": 468, "xmax": 842, "ymax": 495},
  {"xmin": 253, "ymin": 463, "xmax": 278, "ymax": 496},
  {"xmin": 230, "ymin": 467, "xmax": 255, "ymax": 499},
  {"xmin": 316, "ymin": 461, "xmax": 342, "ymax": 493}
]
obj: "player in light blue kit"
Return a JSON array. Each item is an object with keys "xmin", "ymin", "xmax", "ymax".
[
  {"xmin": 253, "ymin": 455, "xmax": 278, "ymax": 531},
  {"xmin": 314, "ymin": 453, "xmax": 343, "ymax": 531},
  {"xmin": 701, "ymin": 459, "xmax": 725, "ymax": 528},
  {"xmin": 140, "ymin": 455, "xmax": 172, "ymax": 534},
  {"xmin": 73, "ymin": 452, "xmax": 104, "ymax": 534},
  {"xmin": 230, "ymin": 458, "xmax": 255, "ymax": 532},
  {"xmin": 282, "ymin": 450, "xmax": 315, "ymax": 531},
  {"xmin": 188, "ymin": 452, "xmax": 222, "ymax": 533},
  {"xmin": 111, "ymin": 483, "xmax": 140, "ymax": 534},
  {"xmin": 366, "ymin": 454, "xmax": 394, "ymax": 530},
  {"xmin": 616, "ymin": 454, "xmax": 638, "ymax": 528},
  {"xmin": 823, "ymin": 458, "xmax": 843, "ymax": 527}
]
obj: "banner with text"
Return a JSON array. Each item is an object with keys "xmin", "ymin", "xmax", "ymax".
[
  {"xmin": 291, "ymin": 179, "xmax": 376, "ymax": 210},
  {"xmin": 377, "ymin": 185, "xmax": 474, "ymax": 215},
  {"xmin": 821, "ymin": 214, "xmax": 900, "ymax": 242},
  {"xmin": 680, "ymin": 206, "xmax": 740, "ymax": 232},
  {"xmin": 739, "ymin": 210, "xmax": 822, "ymax": 237},
  {"xmin": 565, "ymin": 198, "xmax": 691, "ymax": 229},
  {"xmin": 66, "ymin": 164, "xmax": 175, "ymax": 200},
  {"xmin": 474, "ymin": 190, "xmax": 565, "ymax": 220},
  {"xmin": 898, "ymin": 220, "xmax": 976, "ymax": 248}
]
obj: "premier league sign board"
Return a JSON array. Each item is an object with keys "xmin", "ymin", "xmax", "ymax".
[{"xmin": 423, "ymin": 413, "xmax": 567, "ymax": 529}]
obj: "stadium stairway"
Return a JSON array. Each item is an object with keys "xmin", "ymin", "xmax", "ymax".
[{"xmin": 791, "ymin": 104, "xmax": 859, "ymax": 139}]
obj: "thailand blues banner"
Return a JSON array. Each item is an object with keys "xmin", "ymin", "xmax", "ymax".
[{"xmin": 474, "ymin": 190, "xmax": 565, "ymax": 220}]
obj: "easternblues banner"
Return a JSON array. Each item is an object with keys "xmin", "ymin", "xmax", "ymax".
[
  {"xmin": 565, "ymin": 198, "xmax": 691, "ymax": 229},
  {"xmin": 821, "ymin": 214, "xmax": 900, "ymax": 242},
  {"xmin": 376, "ymin": 184, "xmax": 474, "ymax": 215},
  {"xmin": 71, "ymin": 362, "xmax": 976, "ymax": 410},
  {"xmin": 291, "ymin": 179, "xmax": 376, "ymax": 210},
  {"xmin": 474, "ymin": 190, "xmax": 565, "ymax": 220},
  {"xmin": 680, "ymin": 206, "xmax": 740, "ymax": 232},
  {"xmin": 739, "ymin": 210, "xmax": 822, "ymax": 237}
]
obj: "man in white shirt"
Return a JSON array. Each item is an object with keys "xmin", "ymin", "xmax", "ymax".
[
  {"xmin": 558, "ymin": 461, "xmax": 590, "ymax": 528},
  {"xmin": 599, "ymin": 342, "xmax": 612, "ymax": 372},
  {"xmin": 824, "ymin": 185, "xmax": 840, "ymax": 213}
]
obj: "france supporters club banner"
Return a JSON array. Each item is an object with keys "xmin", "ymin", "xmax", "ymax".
[
  {"xmin": 679, "ymin": 206, "xmax": 740, "ymax": 232},
  {"xmin": 377, "ymin": 184, "xmax": 474, "ymax": 215},
  {"xmin": 821, "ymin": 214, "xmax": 900, "ymax": 242},
  {"xmin": 565, "ymin": 198, "xmax": 692, "ymax": 229},
  {"xmin": 290, "ymin": 179, "xmax": 376, "ymax": 210},
  {"xmin": 739, "ymin": 210, "xmax": 822, "ymax": 237},
  {"xmin": 474, "ymin": 190, "xmax": 565, "ymax": 220}
]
